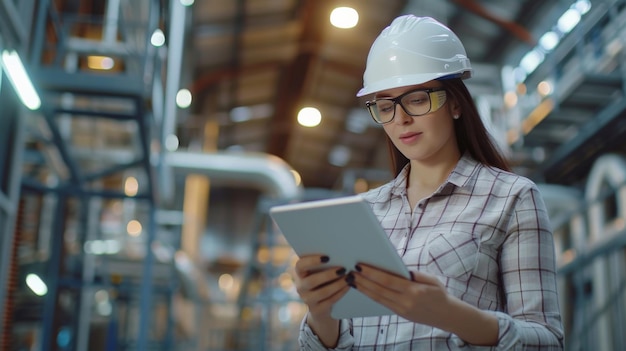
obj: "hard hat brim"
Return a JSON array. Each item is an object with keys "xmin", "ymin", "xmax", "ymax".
[{"xmin": 356, "ymin": 70, "xmax": 472, "ymax": 97}]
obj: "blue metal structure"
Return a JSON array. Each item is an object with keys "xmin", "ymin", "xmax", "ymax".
[
  {"xmin": 0, "ymin": 0, "xmax": 179, "ymax": 349},
  {"xmin": 0, "ymin": 0, "xmax": 35, "ymax": 349},
  {"xmin": 28, "ymin": 0, "xmax": 170, "ymax": 348},
  {"xmin": 0, "ymin": 62, "xmax": 27, "ymax": 351}
]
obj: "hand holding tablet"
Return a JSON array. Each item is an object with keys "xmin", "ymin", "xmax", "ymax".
[{"xmin": 269, "ymin": 195, "xmax": 409, "ymax": 318}]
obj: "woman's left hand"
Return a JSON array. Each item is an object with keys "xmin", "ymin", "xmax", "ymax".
[{"xmin": 351, "ymin": 264, "xmax": 452, "ymax": 328}]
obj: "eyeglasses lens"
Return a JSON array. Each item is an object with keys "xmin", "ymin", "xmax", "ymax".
[{"xmin": 369, "ymin": 90, "xmax": 432, "ymax": 124}]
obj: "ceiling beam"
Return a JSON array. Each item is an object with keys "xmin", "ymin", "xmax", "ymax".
[{"xmin": 266, "ymin": 0, "xmax": 323, "ymax": 158}]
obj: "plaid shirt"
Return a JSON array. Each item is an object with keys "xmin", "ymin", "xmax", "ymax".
[{"xmin": 299, "ymin": 154, "xmax": 564, "ymax": 350}]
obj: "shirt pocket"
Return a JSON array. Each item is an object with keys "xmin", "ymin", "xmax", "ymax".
[{"xmin": 420, "ymin": 231, "xmax": 480, "ymax": 282}]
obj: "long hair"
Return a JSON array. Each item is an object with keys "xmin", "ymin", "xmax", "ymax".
[{"xmin": 387, "ymin": 78, "xmax": 511, "ymax": 176}]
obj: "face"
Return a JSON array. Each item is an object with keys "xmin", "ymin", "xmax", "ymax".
[{"xmin": 376, "ymin": 81, "xmax": 461, "ymax": 165}]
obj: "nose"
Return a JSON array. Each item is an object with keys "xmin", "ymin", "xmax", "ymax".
[{"xmin": 393, "ymin": 103, "xmax": 412, "ymax": 125}]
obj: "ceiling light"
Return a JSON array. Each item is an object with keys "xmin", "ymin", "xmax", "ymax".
[
  {"xmin": 537, "ymin": 81, "xmax": 553, "ymax": 97},
  {"xmin": 297, "ymin": 107, "xmax": 321, "ymax": 127},
  {"xmin": 150, "ymin": 28, "xmax": 166, "ymax": 47},
  {"xmin": 539, "ymin": 31, "xmax": 559, "ymax": 51},
  {"xmin": 87, "ymin": 55, "xmax": 115, "ymax": 70},
  {"xmin": 165, "ymin": 134, "xmax": 179, "ymax": 151},
  {"xmin": 176, "ymin": 88, "xmax": 192, "ymax": 108},
  {"xmin": 1, "ymin": 50, "xmax": 41, "ymax": 110},
  {"xmin": 26, "ymin": 274, "xmax": 48, "ymax": 296},
  {"xmin": 124, "ymin": 176, "xmax": 139, "ymax": 197},
  {"xmin": 330, "ymin": 7, "xmax": 359, "ymax": 29},
  {"xmin": 557, "ymin": 8, "xmax": 581, "ymax": 34},
  {"xmin": 574, "ymin": 0, "xmax": 591, "ymax": 15},
  {"xmin": 519, "ymin": 49, "xmax": 544, "ymax": 74},
  {"xmin": 127, "ymin": 220, "xmax": 142, "ymax": 236},
  {"xmin": 179, "ymin": 0, "xmax": 194, "ymax": 6}
]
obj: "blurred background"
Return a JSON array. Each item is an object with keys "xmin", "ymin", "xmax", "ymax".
[{"xmin": 0, "ymin": 0, "xmax": 625, "ymax": 350}]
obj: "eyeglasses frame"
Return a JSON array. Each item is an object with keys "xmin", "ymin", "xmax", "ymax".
[{"xmin": 365, "ymin": 87, "xmax": 447, "ymax": 124}]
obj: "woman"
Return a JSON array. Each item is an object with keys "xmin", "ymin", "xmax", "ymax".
[{"xmin": 294, "ymin": 15, "xmax": 564, "ymax": 350}]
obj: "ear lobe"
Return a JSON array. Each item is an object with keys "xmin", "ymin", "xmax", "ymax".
[
  {"xmin": 448, "ymin": 104, "xmax": 461, "ymax": 119},
  {"xmin": 446, "ymin": 97, "xmax": 461, "ymax": 116}
]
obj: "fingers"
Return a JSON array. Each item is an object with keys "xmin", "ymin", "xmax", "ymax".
[
  {"xmin": 350, "ymin": 265, "xmax": 421, "ymax": 316},
  {"xmin": 351, "ymin": 274, "xmax": 403, "ymax": 309},
  {"xmin": 298, "ymin": 266, "xmax": 347, "ymax": 293},
  {"xmin": 352, "ymin": 263, "xmax": 411, "ymax": 294},
  {"xmin": 409, "ymin": 270, "xmax": 442, "ymax": 286},
  {"xmin": 301, "ymin": 277, "xmax": 350, "ymax": 307},
  {"xmin": 293, "ymin": 255, "xmax": 351, "ymax": 311},
  {"xmin": 297, "ymin": 270, "xmax": 351, "ymax": 317},
  {"xmin": 294, "ymin": 254, "xmax": 331, "ymax": 278}
]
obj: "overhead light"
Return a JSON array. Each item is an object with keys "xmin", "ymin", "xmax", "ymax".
[
  {"xmin": 1, "ymin": 50, "xmax": 41, "ymax": 110},
  {"xmin": 179, "ymin": 0, "xmax": 194, "ymax": 6},
  {"xmin": 87, "ymin": 55, "xmax": 115, "ymax": 70},
  {"xmin": 127, "ymin": 220, "xmax": 142, "ymax": 236},
  {"xmin": 557, "ymin": 8, "xmax": 581, "ymax": 34},
  {"xmin": 538, "ymin": 31, "xmax": 560, "ymax": 52},
  {"xmin": 124, "ymin": 176, "xmax": 139, "ymax": 197},
  {"xmin": 574, "ymin": 0, "xmax": 591, "ymax": 15},
  {"xmin": 176, "ymin": 88, "xmax": 192, "ymax": 108},
  {"xmin": 514, "ymin": 0, "xmax": 591, "ymax": 83},
  {"xmin": 537, "ymin": 80, "xmax": 553, "ymax": 97},
  {"xmin": 297, "ymin": 107, "xmax": 321, "ymax": 127},
  {"xmin": 165, "ymin": 134, "xmax": 179, "ymax": 151},
  {"xmin": 519, "ymin": 48, "xmax": 544, "ymax": 74},
  {"xmin": 330, "ymin": 7, "xmax": 359, "ymax": 29},
  {"xmin": 26, "ymin": 273, "xmax": 48, "ymax": 296},
  {"xmin": 150, "ymin": 28, "xmax": 166, "ymax": 47}
]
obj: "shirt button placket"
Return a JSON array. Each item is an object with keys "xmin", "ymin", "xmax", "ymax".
[{"xmin": 379, "ymin": 315, "xmax": 389, "ymax": 342}]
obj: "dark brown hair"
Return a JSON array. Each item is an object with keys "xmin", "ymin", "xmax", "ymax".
[{"xmin": 387, "ymin": 78, "xmax": 511, "ymax": 176}]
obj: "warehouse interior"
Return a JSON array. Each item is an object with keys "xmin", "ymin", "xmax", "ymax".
[{"xmin": 1, "ymin": 0, "xmax": 625, "ymax": 350}]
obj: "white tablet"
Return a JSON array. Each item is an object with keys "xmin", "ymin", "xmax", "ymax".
[{"xmin": 269, "ymin": 195, "xmax": 409, "ymax": 319}]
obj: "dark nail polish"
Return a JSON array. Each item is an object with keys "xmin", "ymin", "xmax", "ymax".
[
  {"xmin": 355, "ymin": 264, "xmax": 362, "ymax": 272},
  {"xmin": 336, "ymin": 268, "xmax": 346, "ymax": 276},
  {"xmin": 345, "ymin": 273, "xmax": 354, "ymax": 284},
  {"xmin": 320, "ymin": 255, "xmax": 330, "ymax": 263}
]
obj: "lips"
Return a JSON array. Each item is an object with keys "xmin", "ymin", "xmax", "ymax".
[{"xmin": 399, "ymin": 131, "xmax": 422, "ymax": 144}]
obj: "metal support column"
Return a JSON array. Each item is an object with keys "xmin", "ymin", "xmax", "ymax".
[
  {"xmin": 0, "ymin": 70, "xmax": 25, "ymax": 351},
  {"xmin": 137, "ymin": 201, "xmax": 157, "ymax": 350},
  {"xmin": 39, "ymin": 193, "xmax": 67, "ymax": 351}
]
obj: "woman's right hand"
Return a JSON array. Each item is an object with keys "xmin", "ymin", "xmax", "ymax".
[{"xmin": 294, "ymin": 254, "xmax": 350, "ymax": 344}]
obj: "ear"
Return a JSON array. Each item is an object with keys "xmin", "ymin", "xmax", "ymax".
[{"xmin": 448, "ymin": 98, "xmax": 462, "ymax": 118}]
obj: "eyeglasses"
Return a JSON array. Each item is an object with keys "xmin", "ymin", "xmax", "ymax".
[{"xmin": 365, "ymin": 88, "xmax": 447, "ymax": 124}]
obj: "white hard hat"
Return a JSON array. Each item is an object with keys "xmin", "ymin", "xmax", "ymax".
[{"xmin": 357, "ymin": 15, "xmax": 472, "ymax": 97}]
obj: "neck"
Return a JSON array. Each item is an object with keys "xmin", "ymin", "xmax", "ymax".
[{"xmin": 407, "ymin": 151, "xmax": 461, "ymax": 190}]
